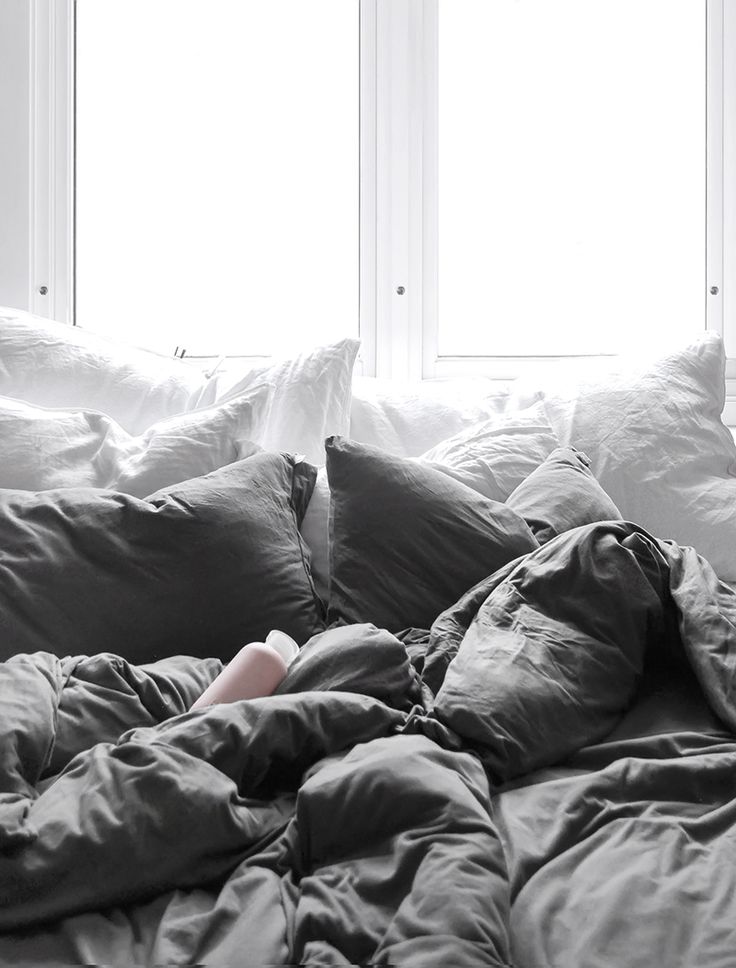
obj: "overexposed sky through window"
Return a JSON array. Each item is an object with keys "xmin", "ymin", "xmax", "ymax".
[
  {"xmin": 439, "ymin": 0, "xmax": 706, "ymax": 357},
  {"xmin": 75, "ymin": 0, "xmax": 359, "ymax": 357},
  {"xmin": 77, "ymin": 1, "xmax": 706, "ymax": 361}
]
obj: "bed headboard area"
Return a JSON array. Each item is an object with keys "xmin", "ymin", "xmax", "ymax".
[{"xmin": 0, "ymin": 304, "xmax": 734, "ymax": 631}]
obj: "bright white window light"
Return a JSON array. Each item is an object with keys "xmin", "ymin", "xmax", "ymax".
[
  {"xmin": 75, "ymin": 0, "xmax": 359, "ymax": 357},
  {"xmin": 438, "ymin": 0, "xmax": 706, "ymax": 358}
]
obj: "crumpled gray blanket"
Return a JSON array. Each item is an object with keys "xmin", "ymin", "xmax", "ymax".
[{"xmin": 1, "ymin": 521, "xmax": 735, "ymax": 967}]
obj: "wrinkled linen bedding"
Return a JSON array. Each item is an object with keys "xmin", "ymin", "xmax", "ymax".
[{"xmin": 1, "ymin": 522, "xmax": 736, "ymax": 966}]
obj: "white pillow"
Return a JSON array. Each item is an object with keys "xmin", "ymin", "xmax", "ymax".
[
  {"xmin": 420, "ymin": 402, "xmax": 559, "ymax": 500},
  {"xmin": 212, "ymin": 339, "xmax": 359, "ymax": 464},
  {"xmin": 0, "ymin": 307, "xmax": 204, "ymax": 433},
  {"xmin": 0, "ymin": 394, "xmax": 265, "ymax": 497},
  {"xmin": 349, "ymin": 375, "xmax": 514, "ymax": 457},
  {"xmin": 0, "ymin": 308, "xmax": 360, "ymax": 461},
  {"xmin": 509, "ymin": 331, "xmax": 736, "ymax": 580},
  {"xmin": 301, "ymin": 404, "xmax": 560, "ymax": 603}
]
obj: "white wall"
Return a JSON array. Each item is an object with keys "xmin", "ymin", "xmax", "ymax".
[{"xmin": 0, "ymin": 0, "xmax": 31, "ymax": 311}]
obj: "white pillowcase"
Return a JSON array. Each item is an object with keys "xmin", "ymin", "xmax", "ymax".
[
  {"xmin": 211, "ymin": 339, "xmax": 359, "ymax": 464},
  {"xmin": 0, "ymin": 394, "xmax": 265, "ymax": 497},
  {"xmin": 509, "ymin": 331, "xmax": 736, "ymax": 580},
  {"xmin": 0, "ymin": 308, "xmax": 360, "ymax": 462},
  {"xmin": 0, "ymin": 307, "xmax": 204, "ymax": 433},
  {"xmin": 420, "ymin": 402, "xmax": 559, "ymax": 501},
  {"xmin": 349, "ymin": 375, "xmax": 514, "ymax": 457},
  {"xmin": 301, "ymin": 403, "xmax": 559, "ymax": 603}
]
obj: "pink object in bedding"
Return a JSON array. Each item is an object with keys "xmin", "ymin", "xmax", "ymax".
[{"xmin": 190, "ymin": 632, "xmax": 298, "ymax": 710}]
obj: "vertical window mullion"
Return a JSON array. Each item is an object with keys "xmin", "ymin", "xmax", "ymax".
[
  {"xmin": 707, "ymin": 0, "xmax": 724, "ymax": 339},
  {"xmin": 716, "ymin": 0, "xmax": 736, "ymax": 423},
  {"xmin": 29, "ymin": 0, "xmax": 73, "ymax": 324},
  {"xmin": 359, "ymin": 0, "xmax": 378, "ymax": 376},
  {"xmin": 372, "ymin": 0, "xmax": 427, "ymax": 381},
  {"xmin": 375, "ymin": 0, "xmax": 410, "ymax": 380},
  {"xmin": 53, "ymin": 0, "xmax": 74, "ymax": 326},
  {"xmin": 29, "ymin": 0, "xmax": 51, "ymax": 318},
  {"xmin": 421, "ymin": 0, "xmax": 438, "ymax": 379},
  {"xmin": 407, "ymin": 0, "xmax": 431, "ymax": 382}
]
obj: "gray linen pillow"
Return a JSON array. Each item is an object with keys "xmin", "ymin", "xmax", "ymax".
[
  {"xmin": 0, "ymin": 453, "xmax": 324, "ymax": 663},
  {"xmin": 506, "ymin": 446, "xmax": 622, "ymax": 545},
  {"xmin": 325, "ymin": 436, "xmax": 539, "ymax": 631}
]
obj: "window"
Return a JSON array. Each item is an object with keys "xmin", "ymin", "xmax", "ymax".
[
  {"xmin": 436, "ymin": 0, "xmax": 705, "ymax": 359},
  {"xmin": 75, "ymin": 0, "xmax": 359, "ymax": 357},
  {"xmin": 25, "ymin": 0, "xmax": 736, "ymax": 395}
]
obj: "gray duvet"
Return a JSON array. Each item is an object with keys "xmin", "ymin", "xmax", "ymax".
[{"xmin": 1, "ymin": 521, "xmax": 735, "ymax": 966}]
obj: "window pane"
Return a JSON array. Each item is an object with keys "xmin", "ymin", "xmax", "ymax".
[
  {"xmin": 76, "ymin": 0, "xmax": 358, "ymax": 357},
  {"xmin": 438, "ymin": 0, "xmax": 706, "ymax": 357}
]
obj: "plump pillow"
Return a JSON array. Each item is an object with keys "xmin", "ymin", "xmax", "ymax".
[
  {"xmin": 420, "ymin": 402, "xmax": 559, "ymax": 500},
  {"xmin": 301, "ymin": 404, "xmax": 558, "ymax": 604},
  {"xmin": 325, "ymin": 436, "xmax": 539, "ymax": 631},
  {"xmin": 0, "ymin": 394, "xmax": 266, "ymax": 496},
  {"xmin": 349, "ymin": 375, "xmax": 514, "ymax": 457},
  {"xmin": 506, "ymin": 447, "xmax": 622, "ymax": 544},
  {"xmin": 0, "ymin": 307, "xmax": 205, "ymax": 431},
  {"xmin": 0, "ymin": 308, "xmax": 359, "ymax": 461},
  {"xmin": 0, "ymin": 453, "xmax": 324, "ymax": 664},
  {"xmin": 509, "ymin": 332, "xmax": 736, "ymax": 579},
  {"xmin": 210, "ymin": 339, "xmax": 359, "ymax": 464}
]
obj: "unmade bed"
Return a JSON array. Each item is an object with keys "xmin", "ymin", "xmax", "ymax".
[{"xmin": 0, "ymin": 308, "xmax": 735, "ymax": 966}]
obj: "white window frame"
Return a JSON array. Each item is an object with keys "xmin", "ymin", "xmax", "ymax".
[
  {"xmin": 717, "ymin": 0, "xmax": 736, "ymax": 423},
  {"xmin": 29, "ymin": 0, "xmax": 74, "ymax": 325},
  {"xmin": 33, "ymin": 0, "xmax": 736, "ymax": 410},
  {"xmin": 360, "ymin": 0, "xmax": 428, "ymax": 381}
]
